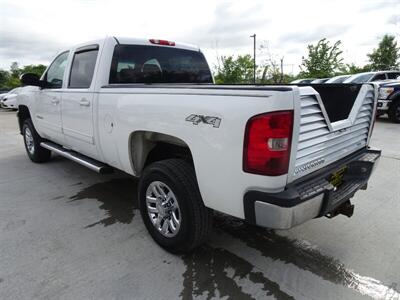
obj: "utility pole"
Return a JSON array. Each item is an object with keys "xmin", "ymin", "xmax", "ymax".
[
  {"xmin": 280, "ymin": 57, "xmax": 284, "ymax": 83},
  {"xmin": 250, "ymin": 34, "xmax": 256, "ymax": 84}
]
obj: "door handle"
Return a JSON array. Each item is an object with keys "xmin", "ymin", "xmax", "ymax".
[
  {"xmin": 80, "ymin": 98, "xmax": 90, "ymax": 107},
  {"xmin": 51, "ymin": 97, "xmax": 60, "ymax": 104}
]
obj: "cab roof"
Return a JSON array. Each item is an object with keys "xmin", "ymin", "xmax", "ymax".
[
  {"xmin": 66, "ymin": 36, "xmax": 201, "ymax": 53},
  {"xmin": 114, "ymin": 37, "xmax": 200, "ymax": 52}
]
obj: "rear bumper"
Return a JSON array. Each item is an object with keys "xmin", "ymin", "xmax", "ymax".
[
  {"xmin": 1, "ymin": 101, "xmax": 14, "ymax": 108},
  {"xmin": 244, "ymin": 148, "xmax": 381, "ymax": 229},
  {"xmin": 377, "ymin": 99, "xmax": 390, "ymax": 111}
]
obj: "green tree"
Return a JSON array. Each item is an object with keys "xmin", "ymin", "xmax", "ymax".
[
  {"xmin": 5, "ymin": 77, "xmax": 20, "ymax": 89},
  {"xmin": 0, "ymin": 63, "xmax": 48, "ymax": 90},
  {"xmin": 367, "ymin": 34, "xmax": 399, "ymax": 70},
  {"xmin": 10, "ymin": 62, "xmax": 20, "ymax": 78},
  {"xmin": 259, "ymin": 64, "xmax": 291, "ymax": 84},
  {"xmin": 214, "ymin": 55, "xmax": 254, "ymax": 84},
  {"xmin": 0, "ymin": 69, "xmax": 10, "ymax": 89},
  {"xmin": 20, "ymin": 64, "xmax": 47, "ymax": 77},
  {"xmin": 6, "ymin": 62, "xmax": 23, "ymax": 89},
  {"xmin": 344, "ymin": 63, "xmax": 371, "ymax": 74},
  {"xmin": 300, "ymin": 38, "xmax": 344, "ymax": 78},
  {"xmin": 257, "ymin": 43, "xmax": 296, "ymax": 84}
]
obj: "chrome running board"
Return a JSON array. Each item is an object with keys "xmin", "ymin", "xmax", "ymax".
[{"xmin": 40, "ymin": 141, "xmax": 113, "ymax": 174}]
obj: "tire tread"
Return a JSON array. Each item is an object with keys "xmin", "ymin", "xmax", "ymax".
[
  {"xmin": 388, "ymin": 100, "xmax": 400, "ymax": 123},
  {"xmin": 23, "ymin": 118, "xmax": 51, "ymax": 163},
  {"xmin": 139, "ymin": 159, "xmax": 212, "ymax": 253}
]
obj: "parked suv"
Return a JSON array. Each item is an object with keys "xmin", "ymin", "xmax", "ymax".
[
  {"xmin": 0, "ymin": 87, "xmax": 22, "ymax": 110},
  {"xmin": 377, "ymin": 80, "xmax": 400, "ymax": 123},
  {"xmin": 343, "ymin": 71, "xmax": 400, "ymax": 84}
]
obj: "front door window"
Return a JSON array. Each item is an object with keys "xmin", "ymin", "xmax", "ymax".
[{"xmin": 44, "ymin": 51, "xmax": 69, "ymax": 88}]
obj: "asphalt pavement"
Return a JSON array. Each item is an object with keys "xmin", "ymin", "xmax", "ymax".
[{"xmin": 0, "ymin": 109, "xmax": 399, "ymax": 300}]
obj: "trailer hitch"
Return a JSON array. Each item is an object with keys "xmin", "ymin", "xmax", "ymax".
[{"xmin": 326, "ymin": 200, "xmax": 354, "ymax": 218}]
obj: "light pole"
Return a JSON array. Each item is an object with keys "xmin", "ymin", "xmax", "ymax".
[{"xmin": 250, "ymin": 34, "xmax": 256, "ymax": 84}]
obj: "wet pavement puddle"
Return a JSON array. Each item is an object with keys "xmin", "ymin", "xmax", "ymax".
[
  {"xmin": 181, "ymin": 245, "xmax": 294, "ymax": 299},
  {"xmin": 61, "ymin": 179, "xmax": 399, "ymax": 299},
  {"xmin": 68, "ymin": 178, "xmax": 138, "ymax": 228},
  {"xmin": 212, "ymin": 216, "xmax": 400, "ymax": 300}
]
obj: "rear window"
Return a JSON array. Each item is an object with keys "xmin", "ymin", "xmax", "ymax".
[
  {"xmin": 387, "ymin": 72, "xmax": 400, "ymax": 79},
  {"xmin": 69, "ymin": 48, "xmax": 98, "ymax": 88},
  {"xmin": 371, "ymin": 73, "xmax": 386, "ymax": 81},
  {"xmin": 109, "ymin": 45, "xmax": 212, "ymax": 84}
]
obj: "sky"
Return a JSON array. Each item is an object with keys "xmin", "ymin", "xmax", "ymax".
[{"xmin": 0, "ymin": 0, "xmax": 399, "ymax": 74}]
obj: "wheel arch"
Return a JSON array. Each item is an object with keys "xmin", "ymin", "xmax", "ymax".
[
  {"xmin": 389, "ymin": 92, "xmax": 400, "ymax": 106},
  {"xmin": 388, "ymin": 93, "xmax": 400, "ymax": 123},
  {"xmin": 128, "ymin": 131, "xmax": 194, "ymax": 176},
  {"xmin": 17, "ymin": 105, "xmax": 31, "ymax": 134}
]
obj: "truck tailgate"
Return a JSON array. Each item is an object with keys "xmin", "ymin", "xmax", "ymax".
[{"xmin": 288, "ymin": 83, "xmax": 377, "ymax": 183}]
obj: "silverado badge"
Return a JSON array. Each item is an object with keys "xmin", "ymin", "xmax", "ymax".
[{"xmin": 294, "ymin": 158, "xmax": 325, "ymax": 175}]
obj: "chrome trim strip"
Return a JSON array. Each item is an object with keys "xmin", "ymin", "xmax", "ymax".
[
  {"xmin": 40, "ymin": 142, "xmax": 105, "ymax": 173},
  {"xmin": 254, "ymin": 194, "xmax": 323, "ymax": 229}
]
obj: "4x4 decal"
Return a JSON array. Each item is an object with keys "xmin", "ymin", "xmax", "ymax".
[{"xmin": 185, "ymin": 114, "xmax": 221, "ymax": 128}]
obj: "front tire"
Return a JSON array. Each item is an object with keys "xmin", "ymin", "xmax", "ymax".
[
  {"xmin": 22, "ymin": 119, "xmax": 51, "ymax": 163},
  {"xmin": 388, "ymin": 100, "xmax": 400, "ymax": 123},
  {"xmin": 138, "ymin": 159, "xmax": 212, "ymax": 253}
]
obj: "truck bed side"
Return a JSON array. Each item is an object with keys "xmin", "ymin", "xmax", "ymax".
[{"xmin": 96, "ymin": 86, "xmax": 296, "ymax": 218}]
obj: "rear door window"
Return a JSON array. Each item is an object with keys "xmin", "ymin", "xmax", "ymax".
[
  {"xmin": 371, "ymin": 73, "xmax": 387, "ymax": 81},
  {"xmin": 387, "ymin": 72, "xmax": 400, "ymax": 79},
  {"xmin": 69, "ymin": 45, "xmax": 99, "ymax": 88},
  {"xmin": 109, "ymin": 45, "xmax": 212, "ymax": 84}
]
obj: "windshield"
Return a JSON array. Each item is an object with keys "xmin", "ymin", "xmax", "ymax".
[
  {"xmin": 109, "ymin": 45, "xmax": 213, "ymax": 84},
  {"xmin": 326, "ymin": 76, "xmax": 350, "ymax": 83},
  {"xmin": 8, "ymin": 88, "xmax": 20, "ymax": 94},
  {"xmin": 344, "ymin": 73, "xmax": 374, "ymax": 83},
  {"xmin": 311, "ymin": 78, "xmax": 329, "ymax": 83}
]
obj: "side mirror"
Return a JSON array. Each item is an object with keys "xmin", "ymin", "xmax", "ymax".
[{"xmin": 20, "ymin": 73, "xmax": 41, "ymax": 87}]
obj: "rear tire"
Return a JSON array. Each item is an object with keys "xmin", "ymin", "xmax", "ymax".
[
  {"xmin": 388, "ymin": 100, "xmax": 400, "ymax": 123},
  {"xmin": 22, "ymin": 119, "xmax": 51, "ymax": 163},
  {"xmin": 138, "ymin": 159, "xmax": 212, "ymax": 253}
]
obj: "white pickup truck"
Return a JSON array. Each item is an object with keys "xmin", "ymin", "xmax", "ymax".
[{"xmin": 18, "ymin": 37, "xmax": 380, "ymax": 253}]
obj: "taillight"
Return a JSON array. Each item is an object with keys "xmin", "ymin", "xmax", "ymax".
[
  {"xmin": 243, "ymin": 111, "xmax": 293, "ymax": 176},
  {"xmin": 149, "ymin": 39, "xmax": 175, "ymax": 46}
]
